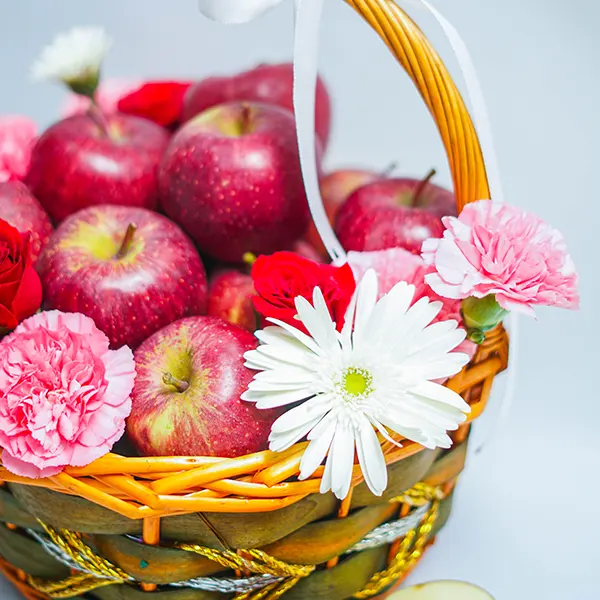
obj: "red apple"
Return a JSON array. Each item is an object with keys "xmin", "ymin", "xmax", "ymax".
[
  {"xmin": 160, "ymin": 102, "xmax": 319, "ymax": 263},
  {"xmin": 290, "ymin": 239, "xmax": 325, "ymax": 263},
  {"xmin": 208, "ymin": 269, "xmax": 257, "ymax": 332},
  {"xmin": 37, "ymin": 205, "xmax": 207, "ymax": 349},
  {"xmin": 183, "ymin": 63, "xmax": 332, "ymax": 149},
  {"xmin": 0, "ymin": 181, "xmax": 53, "ymax": 264},
  {"xmin": 306, "ymin": 168, "xmax": 381, "ymax": 258},
  {"xmin": 335, "ymin": 170, "xmax": 456, "ymax": 255},
  {"xmin": 26, "ymin": 113, "xmax": 169, "ymax": 223},
  {"xmin": 127, "ymin": 316, "xmax": 279, "ymax": 457}
]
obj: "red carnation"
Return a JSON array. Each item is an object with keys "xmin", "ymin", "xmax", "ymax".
[
  {"xmin": 0, "ymin": 219, "xmax": 42, "ymax": 332},
  {"xmin": 117, "ymin": 81, "xmax": 192, "ymax": 127},
  {"xmin": 252, "ymin": 252, "xmax": 355, "ymax": 333}
]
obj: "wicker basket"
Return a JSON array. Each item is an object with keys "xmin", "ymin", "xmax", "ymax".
[{"xmin": 0, "ymin": 1, "xmax": 509, "ymax": 598}]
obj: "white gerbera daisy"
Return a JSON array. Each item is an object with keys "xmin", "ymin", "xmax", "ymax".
[
  {"xmin": 31, "ymin": 26, "xmax": 112, "ymax": 94},
  {"xmin": 242, "ymin": 269, "xmax": 471, "ymax": 500}
]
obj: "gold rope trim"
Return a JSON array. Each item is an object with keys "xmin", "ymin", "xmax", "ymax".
[
  {"xmin": 26, "ymin": 573, "xmax": 117, "ymax": 599},
  {"xmin": 177, "ymin": 544, "xmax": 315, "ymax": 579},
  {"xmin": 390, "ymin": 481, "xmax": 444, "ymax": 506},
  {"xmin": 21, "ymin": 482, "xmax": 443, "ymax": 599},
  {"xmin": 353, "ymin": 499, "xmax": 440, "ymax": 598},
  {"xmin": 37, "ymin": 520, "xmax": 131, "ymax": 581}
]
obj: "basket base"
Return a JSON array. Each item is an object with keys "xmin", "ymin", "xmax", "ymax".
[{"xmin": 0, "ymin": 548, "xmax": 431, "ymax": 599}]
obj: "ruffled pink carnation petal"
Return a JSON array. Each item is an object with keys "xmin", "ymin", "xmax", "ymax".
[
  {"xmin": 422, "ymin": 200, "xmax": 580, "ymax": 316},
  {"xmin": 346, "ymin": 248, "xmax": 477, "ymax": 365},
  {"xmin": 0, "ymin": 116, "xmax": 38, "ymax": 183},
  {"xmin": 0, "ymin": 310, "xmax": 135, "ymax": 478},
  {"xmin": 62, "ymin": 79, "xmax": 142, "ymax": 117}
]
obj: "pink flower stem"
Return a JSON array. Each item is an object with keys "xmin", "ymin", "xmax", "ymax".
[{"xmin": 461, "ymin": 295, "xmax": 508, "ymax": 343}]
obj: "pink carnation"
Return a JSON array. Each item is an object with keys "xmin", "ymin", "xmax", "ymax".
[
  {"xmin": 0, "ymin": 311, "xmax": 135, "ymax": 478},
  {"xmin": 0, "ymin": 116, "xmax": 38, "ymax": 183},
  {"xmin": 421, "ymin": 200, "xmax": 579, "ymax": 317},
  {"xmin": 347, "ymin": 247, "xmax": 477, "ymax": 360},
  {"xmin": 62, "ymin": 78, "xmax": 142, "ymax": 117}
]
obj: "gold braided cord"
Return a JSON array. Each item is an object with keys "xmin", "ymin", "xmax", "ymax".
[
  {"xmin": 37, "ymin": 520, "xmax": 130, "ymax": 582},
  {"xmin": 353, "ymin": 500, "xmax": 440, "ymax": 598},
  {"xmin": 390, "ymin": 482, "xmax": 444, "ymax": 507},
  {"xmin": 178, "ymin": 543, "xmax": 315, "ymax": 579},
  {"xmin": 26, "ymin": 573, "xmax": 118, "ymax": 599},
  {"xmin": 235, "ymin": 577, "xmax": 302, "ymax": 600}
]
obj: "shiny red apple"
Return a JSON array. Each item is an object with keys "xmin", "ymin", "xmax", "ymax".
[
  {"xmin": 306, "ymin": 168, "xmax": 381, "ymax": 258},
  {"xmin": 290, "ymin": 239, "xmax": 325, "ymax": 263},
  {"xmin": 27, "ymin": 113, "xmax": 169, "ymax": 223},
  {"xmin": 127, "ymin": 316, "xmax": 279, "ymax": 457},
  {"xmin": 0, "ymin": 181, "xmax": 53, "ymax": 264},
  {"xmin": 335, "ymin": 170, "xmax": 456, "ymax": 255},
  {"xmin": 37, "ymin": 205, "xmax": 207, "ymax": 349},
  {"xmin": 160, "ymin": 102, "xmax": 319, "ymax": 263},
  {"xmin": 183, "ymin": 62, "xmax": 332, "ymax": 148},
  {"xmin": 208, "ymin": 269, "xmax": 257, "ymax": 332}
]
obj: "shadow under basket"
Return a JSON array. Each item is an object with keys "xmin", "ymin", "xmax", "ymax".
[{"xmin": 0, "ymin": 1, "xmax": 509, "ymax": 598}]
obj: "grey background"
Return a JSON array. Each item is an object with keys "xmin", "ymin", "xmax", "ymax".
[{"xmin": 0, "ymin": 1, "xmax": 598, "ymax": 598}]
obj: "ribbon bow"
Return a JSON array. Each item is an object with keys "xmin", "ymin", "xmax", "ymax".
[{"xmin": 198, "ymin": 0, "xmax": 285, "ymax": 24}]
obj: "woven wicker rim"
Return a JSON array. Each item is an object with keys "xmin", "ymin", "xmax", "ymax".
[{"xmin": 0, "ymin": 0, "xmax": 502, "ymax": 520}]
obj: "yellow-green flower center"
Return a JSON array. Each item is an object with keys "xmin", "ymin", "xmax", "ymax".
[{"xmin": 341, "ymin": 367, "xmax": 373, "ymax": 400}]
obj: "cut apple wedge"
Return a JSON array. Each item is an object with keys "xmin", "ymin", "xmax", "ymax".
[{"xmin": 387, "ymin": 580, "xmax": 495, "ymax": 600}]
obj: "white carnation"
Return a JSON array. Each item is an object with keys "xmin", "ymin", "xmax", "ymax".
[{"xmin": 31, "ymin": 26, "xmax": 112, "ymax": 85}]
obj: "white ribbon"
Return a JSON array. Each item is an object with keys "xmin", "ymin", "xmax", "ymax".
[
  {"xmin": 197, "ymin": 0, "xmax": 515, "ymax": 450},
  {"xmin": 197, "ymin": 0, "xmax": 283, "ymax": 24}
]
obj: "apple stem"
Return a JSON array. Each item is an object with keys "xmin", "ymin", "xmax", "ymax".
[
  {"xmin": 413, "ymin": 168, "xmax": 437, "ymax": 205},
  {"xmin": 240, "ymin": 104, "xmax": 253, "ymax": 135},
  {"xmin": 116, "ymin": 223, "xmax": 137, "ymax": 260},
  {"xmin": 162, "ymin": 372, "xmax": 190, "ymax": 393},
  {"xmin": 380, "ymin": 161, "xmax": 399, "ymax": 178}
]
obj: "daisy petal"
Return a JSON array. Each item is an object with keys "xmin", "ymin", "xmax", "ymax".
[
  {"xmin": 356, "ymin": 418, "xmax": 387, "ymax": 496},
  {"xmin": 330, "ymin": 425, "xmax": 355, "ymax": 500},
  {"xmin": 270, "ymin": 395, "xmax": 333, "ymax": 434},
  {"xmin": 299, "ymin": 418, "xmax": 337, "ymax": 480}
]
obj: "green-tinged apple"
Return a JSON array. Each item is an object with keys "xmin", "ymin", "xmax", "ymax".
[
  {"xmin": 26, "ymin": 113, "xmax": 169, "ymax": 223},
  {"xmin": 127, "ymin": 316, "xmax": 280, "ymax": 457},
  {"xmin": 335, "ymin": 169, "xmax": 456, "ymax": 255},
  {"xmin": 0, "ymin": 181, "xmax": 53, "ymax": 264},
  {"xmin": 37, "ymin": 205, "xmax": 207, "ymax": 349},
  {"xmin": 182, "ymin": 62, "xmax": 332, "ymax": 149},
  {"xmin": 388, "ymin": 581, "xmax": 494, "ymax": 600},
  {"xmin": 208, "ymin": 269, "xmax": 257, "ymax": 332},
  {"xmin": 160, "ymin": 102, "xmax": 320, "ymax": 263}
]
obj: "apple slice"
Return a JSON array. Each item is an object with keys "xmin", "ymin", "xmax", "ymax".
[{"xmin": 387, "ymin": 581, "xmax": 494, "ymax": 600}]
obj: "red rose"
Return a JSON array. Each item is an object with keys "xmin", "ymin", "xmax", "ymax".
[
  {"xmin": 252, "ymin": 252, "xmax": 355, "ymax": 333},
  {"xmin": 117, "ymin": 81, "xmax": 193, "ymax": 127},
  {"xmin": 0, "ymin": 219, "xmax": 42, "ymax": 331}
]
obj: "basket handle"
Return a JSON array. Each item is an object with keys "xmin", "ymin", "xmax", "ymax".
[{"xmin": 345, "ymin": 0, "xmax": 491, "ymax": 212}]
